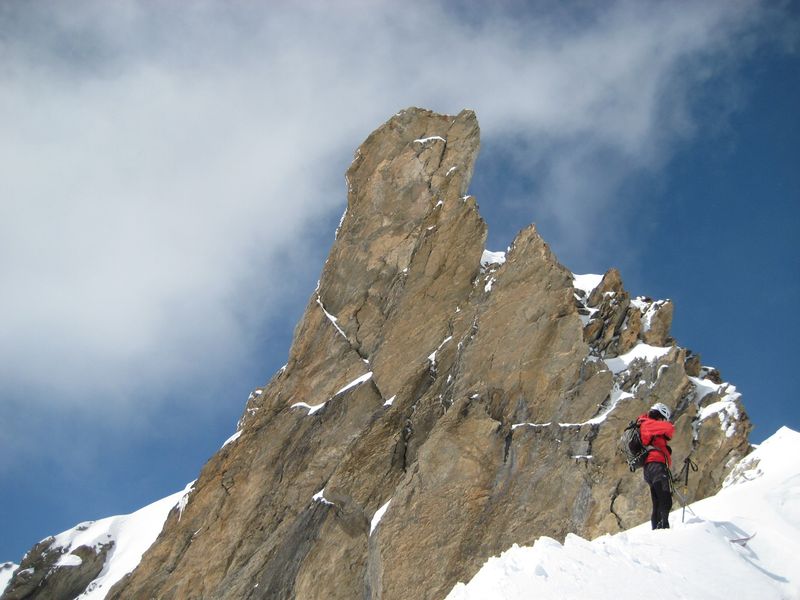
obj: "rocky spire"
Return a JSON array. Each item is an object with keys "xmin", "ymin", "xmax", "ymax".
[{"xmin": 2, "ymin": 108, "xmax": 751, "ymax": 600}]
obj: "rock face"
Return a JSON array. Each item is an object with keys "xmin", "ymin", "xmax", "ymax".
[{"xmin": 3, "ymin": 108, "xmax": 752, "ymax": 600}]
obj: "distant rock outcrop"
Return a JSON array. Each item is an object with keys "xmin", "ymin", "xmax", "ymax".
[
  {"xmin": 1, "ymin": 539, "xmax": 111, "ymax": 600},
  {"xmin": 2, "ymin": 108, "xmax": 752, "ymax": 600},
  {"xmin": 0, "ymin": 486, "xmax": 188, "ymax": 600}
]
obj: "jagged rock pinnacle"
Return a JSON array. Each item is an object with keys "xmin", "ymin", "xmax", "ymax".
[{"xmin": 4, "ymin": 108, "xmax": 750, "ymax": 600}]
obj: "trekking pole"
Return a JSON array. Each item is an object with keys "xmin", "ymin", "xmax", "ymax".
[
  {"xmin": 680, "ymin": 457, "xmax": 698, "ymax": 523},
  {"xmin": 669, "ymin": 469, "xmax": 685, "ymax": 519},
  {"xmin": 672, "ymin": 487, "xmax": 698, "ymax": 519}
]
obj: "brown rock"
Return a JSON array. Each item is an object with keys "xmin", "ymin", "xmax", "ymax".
[
  {"xmin": 587, "ymin": 268, "xmax": 624, "ymax": 307},
  {"xmin": 685, "ymin": 353, "xmax": 702, "ymax": 377},
  {"xmin": 703, "ymin": 367, "xmax": 723, "ymax": 384},
  {"xmin": 617, "ymin": 306, "xmax": 642, "ymax": 354},
  {"xmin": 583, "ymin": 317, "xmax": 604, "ymax": 344},
  {"xmin": 642, "ymin": 300, "xmax": 674, "ymax": 346}
]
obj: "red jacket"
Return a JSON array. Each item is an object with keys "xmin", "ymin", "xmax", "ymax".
[{"xmin": 637, "ymin": 414, "xmax": 674, "ymax": 467}]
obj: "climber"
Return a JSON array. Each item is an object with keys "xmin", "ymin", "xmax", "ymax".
[{"xmin": 638, "ymin": 402, "xmax": 675, "ymax": 529}]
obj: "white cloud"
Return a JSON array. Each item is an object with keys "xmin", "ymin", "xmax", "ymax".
[{"xmin": 0, "ymin": 0, "xmax": 783, "ymax": 446}]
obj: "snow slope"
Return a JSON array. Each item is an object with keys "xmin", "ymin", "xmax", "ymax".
[{"xmin": 447, "ymin": 427, "xmax": 800, "ymax": 600}]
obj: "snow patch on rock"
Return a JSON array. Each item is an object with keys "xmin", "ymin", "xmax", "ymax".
[
  {"xmin": 370, "ymin": 500, "xmax": 392, "ymax": 536},
  {"xmin": 604, "ymin": 344, "xmax": 672, "ymax": 374},
  {"xmin": 572, "ymin": 273, "xmax": 603, "ymax": 296},
  {"xmin": 480, "ymin": 250, "xmax": 506, "ymax": 268}
]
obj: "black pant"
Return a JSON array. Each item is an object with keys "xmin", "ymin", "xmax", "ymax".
[{"xmin": 643, "ymin": 462, "xmax": 672, "ymax": 529}]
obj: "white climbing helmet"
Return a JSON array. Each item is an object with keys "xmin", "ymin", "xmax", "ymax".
[{"xmin": 650, "ymin": 402, "xmax": 671, "ymax": 420}]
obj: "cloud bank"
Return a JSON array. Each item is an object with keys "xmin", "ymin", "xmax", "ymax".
[{"xmin": 0, "ymin": 1, "xmax": 784, "ymax": 460}]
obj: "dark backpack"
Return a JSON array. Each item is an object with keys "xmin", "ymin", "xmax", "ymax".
[{"xmin": 619, "ymin": 420, "xmax": 655, "ymax": 472}]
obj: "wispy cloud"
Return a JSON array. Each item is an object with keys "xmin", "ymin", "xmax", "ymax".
[{"xmin": 0, "ymin": 0, "xmax": 787, "ymax": 463}]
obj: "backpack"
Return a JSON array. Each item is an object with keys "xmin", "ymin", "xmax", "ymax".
[{"xmin": 619, "ymin": 420, "xmax": 655, "ymax": 472}]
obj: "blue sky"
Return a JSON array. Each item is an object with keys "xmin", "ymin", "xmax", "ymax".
[{"xmin": 1, "ymin": 1, "xmax": 798, "ymax": 564}]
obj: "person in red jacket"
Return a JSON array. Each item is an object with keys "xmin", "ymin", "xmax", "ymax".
[{"xmin": 638, "ymin": 402, "xmax": 675, "ymax": 529}]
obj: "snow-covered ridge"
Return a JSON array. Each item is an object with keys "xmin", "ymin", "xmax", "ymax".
[
  {"xmin": 447, "ymin": 427, "xmax": 800, "ymax": 600},
  {"xmin": 6, "ymin": 482, "xmax": 194, "ymax": 600}
]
